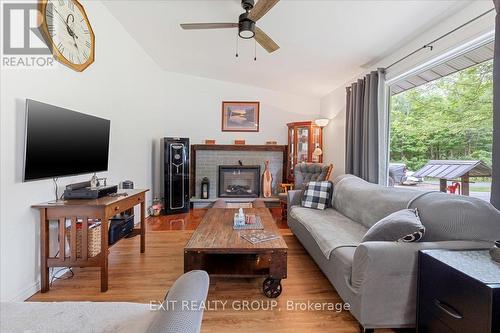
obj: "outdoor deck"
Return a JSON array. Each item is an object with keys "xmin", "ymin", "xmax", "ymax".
[{"xmin": 396, "ymin": 181, "xmax": 491, "ymax": 202}]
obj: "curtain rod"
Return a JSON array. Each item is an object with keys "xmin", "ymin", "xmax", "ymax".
[{"xmin": 385, "ymin": 8, "xmax": 495, "ymax": 70}]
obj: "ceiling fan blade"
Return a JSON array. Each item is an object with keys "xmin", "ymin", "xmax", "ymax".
[
  {"xmin": 180, "ymin": 23, "xmax": 238, "ymax": 30},
  {"xmin": 248, "ymin": 0, "xmax": 280, "ymax": 22},
  {"xmin": 255, "ymin": 27, "xmax": 279, "ymax": 53}
]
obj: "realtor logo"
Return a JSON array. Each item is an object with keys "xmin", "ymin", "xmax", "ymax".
[{"xmin": 1, "ymin": 2, "xmax": 55, "ymax": 68}]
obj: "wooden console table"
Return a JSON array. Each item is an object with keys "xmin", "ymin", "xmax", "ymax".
[{"xmin": 32, "ymin": 189, "xmax": 149, "ymax": 292}]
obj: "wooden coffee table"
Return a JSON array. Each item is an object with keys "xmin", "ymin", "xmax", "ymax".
[{"xmin": 184, "ymin": 207, "xmax": 288, "ymax": 298}]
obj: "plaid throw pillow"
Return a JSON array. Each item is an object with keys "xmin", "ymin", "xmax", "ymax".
[{"xmin": 301, "ymin": 181, "xmax": 332, "ymax": 210}]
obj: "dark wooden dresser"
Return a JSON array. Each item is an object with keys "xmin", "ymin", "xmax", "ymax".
[{"xmin": 417, "ymin": 250, "xmax": 500, "ymax": 333}]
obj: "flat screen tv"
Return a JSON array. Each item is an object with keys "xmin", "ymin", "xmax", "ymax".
[{"xmin": 23, "ymin": 99, "xmax": 111, "ymax": 181}]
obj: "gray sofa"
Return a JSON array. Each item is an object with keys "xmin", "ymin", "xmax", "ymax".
[
  {"xmin": 1, "ymin": 270, "xmax": 209, "ymax": 333},
  {"xmin": 287, "ymin": 174, "xmax": 500, "ymax": 331}
]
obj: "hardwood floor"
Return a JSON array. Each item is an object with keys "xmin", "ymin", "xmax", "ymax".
[
  {"xmin": 147, "ymin": 207, "xmax": 289, "ymax": 231},
  {"xmin": 29, "ymin": 209, "xmax": 405, "ymax": 333}
]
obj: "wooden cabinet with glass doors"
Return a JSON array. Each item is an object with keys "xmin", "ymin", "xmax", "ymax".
[{"xmin": 286, "ymin": 121, "xmax": 323, "ymax": 181}]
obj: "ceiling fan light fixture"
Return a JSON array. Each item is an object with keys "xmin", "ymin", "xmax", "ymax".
[
  {"xmin": 238, "ymin": 13, "xmax": 255, "ymax": 39},
  {"xmin": 239, "ymin": 28, "xmax": 255, "ymax": 39}
]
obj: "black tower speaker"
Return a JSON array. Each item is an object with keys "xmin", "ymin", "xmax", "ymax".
[{"xmin": 160, "ymin": 137, "xmax": 190, "ymax": 215}]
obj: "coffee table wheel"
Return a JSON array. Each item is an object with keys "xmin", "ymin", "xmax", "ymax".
[{"xmin": 263, "ymin": 277, "xmax": 282, "ymax": 298}]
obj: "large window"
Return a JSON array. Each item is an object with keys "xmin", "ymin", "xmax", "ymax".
[{"xmin": 389, "ymin": 60, "xmax": 493, "ymax": 200}]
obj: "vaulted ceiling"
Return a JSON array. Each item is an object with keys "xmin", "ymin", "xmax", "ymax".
[{"xmin": 103, "ymin": 0, "xmax": 476, "ymax": 97}]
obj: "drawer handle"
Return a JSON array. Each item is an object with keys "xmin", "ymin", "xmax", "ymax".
[{"xmin": 434, "ymin": 299, "xmax": 463, "ymax": 319}]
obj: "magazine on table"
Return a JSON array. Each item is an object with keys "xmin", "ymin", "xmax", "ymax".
[{"xmin": 241, "ymin": 231, "xmax": 280, "ymax": 244}]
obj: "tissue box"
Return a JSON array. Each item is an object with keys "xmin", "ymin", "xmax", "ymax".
[{"xmin": 234, "ymin": 213, "xmax": 246, "ymax": 227}]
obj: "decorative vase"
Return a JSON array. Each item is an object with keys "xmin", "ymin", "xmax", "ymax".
[
  {"xmin": 262, "ymin": 161, "xmax": 272, "ymax": 198},
  {"xmin": 490, "ymin": 241, "xmax": 500, "ymax": 263}
]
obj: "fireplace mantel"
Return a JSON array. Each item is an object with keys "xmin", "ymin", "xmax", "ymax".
[
  {"xmin": 191, "ymin": 144, "xmax": 287, "ymax": 152},
  {"xmin": 190, "ymin": 144, "xmax": 288, "ymax": 198}
]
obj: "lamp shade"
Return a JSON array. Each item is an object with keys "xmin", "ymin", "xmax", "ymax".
[{"xmin": 314, "ymin": 118, "xmax": 330, "ymax": 127}]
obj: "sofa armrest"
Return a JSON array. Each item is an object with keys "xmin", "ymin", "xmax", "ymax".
[
  {"xmin": 147, "ymin": 270, "xmax": 209, "ymax": 333},
  {"xmin": 287, "ymin": 190, "xmax": 302, "ymax": 207},
  {"xmin": 287, "ymin": 190, "xmax": 302, "ymax": 218},
  {"xmin": 349, "ymin": 240, "xmax": 492, "ymax": 327},
  {"xmin": 352, "ymin": 240, "xmax": 492, "ymax": 290}
]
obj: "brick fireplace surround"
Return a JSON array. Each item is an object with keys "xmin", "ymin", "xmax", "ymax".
[{"xmin": 190, "ymin": 144, "xmax": 288, "ymax": 200}]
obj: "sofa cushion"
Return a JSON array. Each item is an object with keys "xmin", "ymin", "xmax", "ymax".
[
  {"xmin": 332, "ymin": 175, "xmax": 423, "ymax": 228},
  {"xmin": 0, "ymin": 302, "xmax": 154, "ymax": 333},
  {"xmin": 301, "ymin": 181, "xmax": 332, "ymax": 210},
  {"xmin": 409, "ymin": 192, "xmax": 500, "ymax": 242},
  {"xmin": 289, "ymin": 206, "xmax": 368, "ymax": 258},
  {"xmin": 362, "ymin": 209, "xmax": 425, "ymax": 243}
]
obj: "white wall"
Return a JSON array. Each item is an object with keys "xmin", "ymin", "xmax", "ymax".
[
  {"xmin": 320, "ymin": 85, "xmax": 347, "ymax": 178},
  {"xmin": 0, "ymin": 1, "xmax": 319, "ymax": 301},
  {"xmin": 320, "ymin": 0, "xmax": 496, "ymax": 175},
  {"xmin": 148, "ymin": 72, "xmax": 319, "ymax": 197}
]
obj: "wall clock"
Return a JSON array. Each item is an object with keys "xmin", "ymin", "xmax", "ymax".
[{"xmin": 38, "ymin": 0, "xmax": 95, "ymax": 72}]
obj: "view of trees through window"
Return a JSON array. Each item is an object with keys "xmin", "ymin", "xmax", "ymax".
[{"xmin": 390, "ymin": 59, "xmax": 493, "ymax": 199}]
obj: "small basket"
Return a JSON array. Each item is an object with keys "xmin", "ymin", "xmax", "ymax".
[{"xmin": 66, "ymin": 220, "xmax": 101, "ymax": 258}]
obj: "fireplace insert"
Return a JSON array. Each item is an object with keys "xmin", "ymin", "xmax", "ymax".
[{"xmin": 218, "ymin": 165, "xmax": 261, "ymax": 198}]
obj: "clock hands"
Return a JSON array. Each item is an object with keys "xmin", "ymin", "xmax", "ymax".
[
  {"xmin": 65, "ymin": 13, "xmax": 79, "ymax": 45},
  {"xmin": 52, "ymin": 7, "xmax": 81, "ymax": 53},
  {"xmin": 72, "ymin": 35, "xmax": 79, "ymax": 51},
  {"xmin": 52, "ymin": 8, "xmax": 70, "ymax": 29},
  {"xmin": 43, "ymin": 1, "xmax": 94, "ymax": 70},
  {"xmin": 49, "ymin": 4, "xmax": 91, "ymax": 64},
  {"xmin": 53, "ymin": 8, "xmax": 79, "ymax": 40}
]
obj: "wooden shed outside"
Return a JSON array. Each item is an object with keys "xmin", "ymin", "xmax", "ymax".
[{"xmin": 412, "ymin": 160, "xmax": 492, "ymax": 195}]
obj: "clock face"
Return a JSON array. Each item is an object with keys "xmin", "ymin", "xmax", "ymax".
[{"xmin": 40, "ymin": 0, "xmax": 95, "ymax": 71}]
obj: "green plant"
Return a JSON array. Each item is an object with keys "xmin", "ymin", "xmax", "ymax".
[{"xmin": 390, "ymin": 60, "xmax": 493, "ymax": 172}]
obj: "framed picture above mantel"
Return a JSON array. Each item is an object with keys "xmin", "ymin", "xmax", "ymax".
[{"xmin": 221, "ymin": 101, "xmax": 260, "ymax": 132}]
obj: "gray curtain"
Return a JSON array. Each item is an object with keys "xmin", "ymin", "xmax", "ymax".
[
  {"xmin": 345, "ymin": 69, "xmax": 385, "ymax": 184},
  {"xmin": 492, "ymin": 0, "xmax": 500, "ymax": 209},
  {"xmin": 377, "ymin": 70, "xmax": 390, "ymax": 185}
]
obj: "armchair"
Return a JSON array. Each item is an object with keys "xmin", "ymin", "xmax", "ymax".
[{"xmin": 279, "ymin": 163, "xmax": 333, "ymax": 218}]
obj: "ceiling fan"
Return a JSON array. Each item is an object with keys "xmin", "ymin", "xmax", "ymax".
[{"xmin": 180, "ymin": 0, "xmax": 280, "ymax": 54}]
